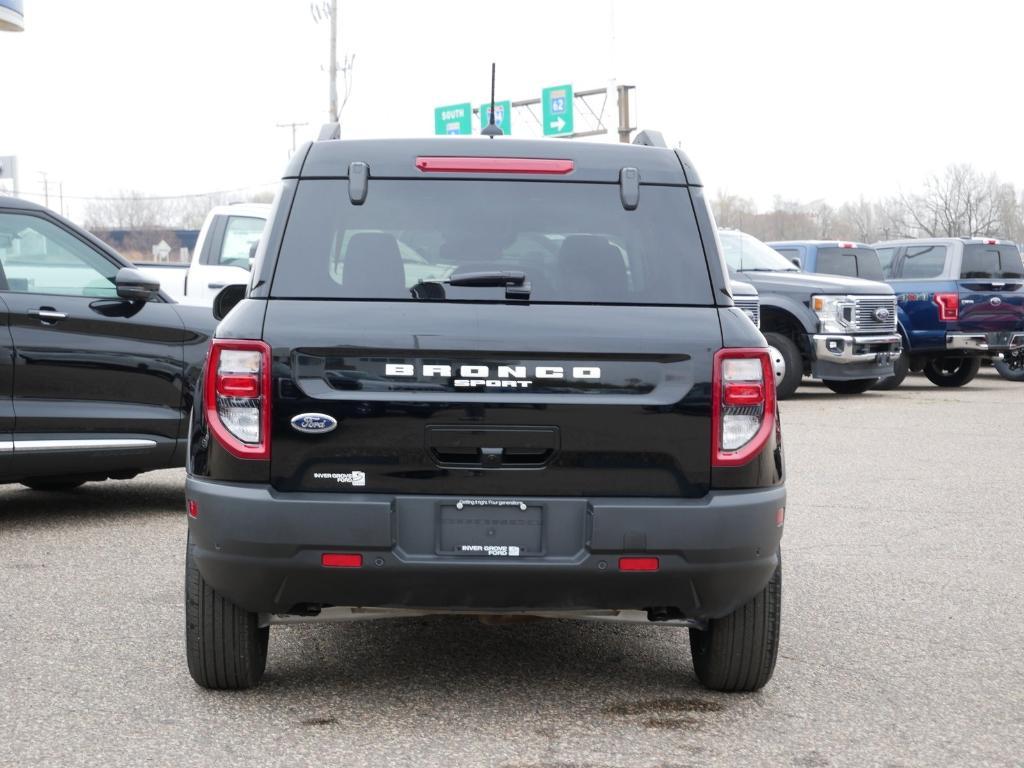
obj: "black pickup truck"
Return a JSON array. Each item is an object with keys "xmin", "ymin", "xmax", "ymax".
[
  {"xmin": 185, "ymin": 132, "xmax": 786, "ymax": 692},
  {"xmin": 0, "ymin": 197, "xmax": 215, "ymax": 489}
]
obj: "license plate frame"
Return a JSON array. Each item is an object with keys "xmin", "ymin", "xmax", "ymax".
[{"xmin": 437, "ymin": 501, "xmax": 544, "ymax": 557}]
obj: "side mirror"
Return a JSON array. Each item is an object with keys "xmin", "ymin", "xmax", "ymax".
[
  {"xmin": 790, "ymin": 257, "xmax": 802, "ymax": 269},
  {"xmin": 115, "ymin": 267, "xmax": 160, "ymax": 301},
  {"xmin": 213, "ymin": 283, "xmax": 247, "ymax": 321}
]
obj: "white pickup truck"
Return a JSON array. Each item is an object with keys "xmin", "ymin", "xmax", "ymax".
[{"xmin": 136, "ymin": 203, "xmax": 269, "ymax": 305}]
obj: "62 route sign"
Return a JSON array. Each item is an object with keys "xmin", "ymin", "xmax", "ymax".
[
  {"xmin": 434, "ymin": 103, "xmax": 473, "ymax": 136},
  {"xmin": 542, "ymin": 84, "xmax": 574, "ymax": 136}
]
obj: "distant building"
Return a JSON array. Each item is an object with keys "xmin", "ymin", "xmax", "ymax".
[{"xmin": 90, "ymin": 228, "xmax": 200, "ymax": 263}]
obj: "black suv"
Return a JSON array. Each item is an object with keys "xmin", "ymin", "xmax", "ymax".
[{"xmin": 185, "ymin": 132, "xmax": 786, "ymax": 692}]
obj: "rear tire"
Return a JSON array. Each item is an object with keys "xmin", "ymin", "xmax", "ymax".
[
  {"xmin": 689, "ymin": 553, "xmax": 781, "ymax": 692},
  {"xmin": 763, "ymin": 332, "xmax": 802, "ymax": 400},
  {"xmin": 994, "ymin": 351, "xmax": 1024, "ymax": 382},
  {"xmin": 873, "ymin": 348, "xmax": 910, "ymax": 390},
  {"xmin": 21, "ymin": 479, "xmax": 86, "ymax": 492},
  {"xmin": 923, "ymin": 356, "xmax": 981, "ymax": 388},
  {"xmin": 823, "ymin": 378, "xmax": 876, "ymax": 395},
  {"xmin": 185, "ymin": 533, "xmax": 268, "ymax": 690}
]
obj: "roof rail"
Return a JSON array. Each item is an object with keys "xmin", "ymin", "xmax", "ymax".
[
  {"xmin": 632, "ymin": 130, "xmax": 667, "ymax": 148},
  {"xmin": 318, "ymin": 123, "xmax": 341, "ymax": 141}
]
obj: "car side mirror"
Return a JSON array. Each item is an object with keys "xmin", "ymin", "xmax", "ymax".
[
  {"xmin": 115, "ymin": 267, "xmax": 160, "ymax": 301},
  {"xmin": 791, "ymin": 257, "xmax": 802, "ymax": 268},
  {"xmin": 213, "ymin": 283, "xmax": 247, "ymax": 321}
]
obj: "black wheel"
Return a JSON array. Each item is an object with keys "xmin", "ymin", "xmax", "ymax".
[
  {"xmin": 689, "ymin": 553, "xmax": 781, "ymax": 692},
  {"xmin": 873, "ymin": 348, "xmax": 910, "ymax": 390},
  {"xmin": 21, "ymin": 479, "xmax": 86, "ymax": 491},
  {"xmin": 185, "ymin": 532, "xmax": 268, "ymax": 690},
  {"xmin": 922, "ymin": 356, "xmax": 981, "ymax": 388},
  {"xmin": 763, "ymin": 332, "xmax": 802, "ymax": 400},
  {"xmin": 823, "ymin": 378, "xmax": 876, "ymax": 395},
  {"xmin": 994, "ymin": 350, "xmax": 1024, "ymax": 382}
]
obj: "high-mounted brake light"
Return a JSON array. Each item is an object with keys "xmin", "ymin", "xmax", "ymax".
[
  {"xmin": 712, "ymin": 349, "xmax": 776, "ymax": 467},
  {"xmin": 839, "ymin": 242, "xmax": 856, "ymax": 249},
  {"xmin": 934, "ymin": 292, "xmax": 959, "ymax": 322},
  {"xmin": 204, "ymin": 339, "xmax": 272, "ymax": 460},
  {"xmin": 415, "ymin": 156, "xmax": 574, "ymax": 175},
  {"xmin": 983, "ymin": 239, "xmax": 998, "ymax": 245}
]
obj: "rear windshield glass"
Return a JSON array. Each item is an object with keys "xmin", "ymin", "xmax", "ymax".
[
  {"xmin": 271, "ymin": 180, "xmax": 713, "ymax": 305},
  {"xmin": 960, "ymin": 244, "xmax": 1024, "ymax": 279},
  {"xmin": 816, "ymin": 247, "xmax": 884, "ymax": 280}
]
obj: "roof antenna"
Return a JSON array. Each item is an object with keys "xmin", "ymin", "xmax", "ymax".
[{"xmin": 481, "ymin": 62, "xmax": 503, "ymax": 137}]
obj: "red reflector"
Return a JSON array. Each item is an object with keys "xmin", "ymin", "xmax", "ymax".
[
  {"xmin": 322, "ymin": 553, "xmax": 362, "ymax": 568},
  {"xmin": 618, "ymin": 557, "xmax": 659, "ymax": 572},
  {"xmin": 724, "ymin": 382, "xmax": 764, "ymax": 406},
  {"xmin": 187, "ymin": 499, "xmax": 198, "ymax": 519},
  {"xmin": 776, "ymin": 507, "xmax": 785, "ymax": 526},
  {"xmin": 934, "ymin": 292, "xmax": 959, "ymax": 321},
  {"xmin": 216, "ymin": 374, "xmax": 259, "ymax": 398},
  {"xmin": 415, "ymin": 156, "xmax": 574, "ymax": 175}
]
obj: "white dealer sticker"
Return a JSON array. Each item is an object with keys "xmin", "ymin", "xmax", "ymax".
[
  {"xmin": 313, "ymin": 471, "xmax": 366, "ymax": 486},
  {"xmin": 459, "ymin": 545, "xmax": 521, "ymax": 557}
]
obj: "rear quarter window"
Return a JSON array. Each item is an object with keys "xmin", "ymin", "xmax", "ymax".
[
  {"xmin": 898, "ymin": 245, "xmax": 947, "ymax": 279},
  {"xmin": 816, "ymin": 247, "xmax": 884, "ymax": 280},
  {"xmin": 270, "ymin": 179, "xmax": 714, "ymax": 305}
]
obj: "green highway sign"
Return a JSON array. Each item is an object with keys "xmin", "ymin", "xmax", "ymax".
[
  {"xmin": 478, "ymin": 100, "xmax": 512, "ymax": 135},
  {"xmin": 542, "ymin": 84, "xmax": 573, "ymax": 136},
  {"xmin": 434, "ymin": 103, "xmax": 473, "ymax": 136}
]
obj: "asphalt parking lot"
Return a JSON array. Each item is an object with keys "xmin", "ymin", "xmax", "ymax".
[{"xmin": 1, "ymin": 370, "xmax": 1022, "ymax": 768}]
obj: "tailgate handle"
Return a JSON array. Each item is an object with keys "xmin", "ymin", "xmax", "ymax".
[{"xmin": 425, "ymin": 426, "xmax": 559, "ymax": 469}]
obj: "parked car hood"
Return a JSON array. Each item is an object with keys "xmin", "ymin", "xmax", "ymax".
[{"xmin": 738, "ymin": 270, "xmax": 893, "ymax": 295}]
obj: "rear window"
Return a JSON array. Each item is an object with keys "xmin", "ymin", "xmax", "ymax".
[
  {"xmin": 960, "ymin": 244, "xmax": 1024, "ymax": 279},
  {"xmin": 815, "ymin": 247, "xmax": 884, "ymax": 280},
  {"xmin": 271, "ymin": 180, "xmax": 713, "ymax": 305}
]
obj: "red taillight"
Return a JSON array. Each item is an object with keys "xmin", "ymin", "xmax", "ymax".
[
  {"xmin": 712, "ymin": 348, "xmax": 776, "ymax": 467},
  {"xmin": 415, "ymin": 156, "xmax": 574, "ymax": 175},
  {"xmin": 618, "ymin": 557, "xmax": 659, "ymax": 572},
  {"xmin": 724, "ymin": 382, "xmax": 764, "ymax": 406},
  {"xmin": 216, "ymin": 374, "xmax": 260, "ymax": 398},
  {"xmin": 322, "ymin": 553, "xmax": 362, "ymax": 568},
  {"xmin": 934, "ymin": 292, "xmax": 959, "ymax": 321},
  {"xmin": 187, "ymin": 499, "xmax": 199, "ymax": 519},
  {"xmin": 204, "ymin": 339, "xmax": 272, "ymax": 460}
]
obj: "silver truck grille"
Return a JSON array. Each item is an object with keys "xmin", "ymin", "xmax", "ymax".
[
  {"xmin": 734, "ymin": 297, "xmax": 760, "ymax": 328},
  {"xmin": 852, "ymin": 296, "xmax": 897, "ymax": 333}
]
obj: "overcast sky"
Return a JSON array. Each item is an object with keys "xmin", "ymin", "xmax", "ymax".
[{"xmin": 1, "ymin": 0, "xmax": 1022, "ymax": 221}]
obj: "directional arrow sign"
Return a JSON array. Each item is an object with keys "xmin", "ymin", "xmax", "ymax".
[
  {"xmin": 478, "ymin": 100, "xmax": 512, "ymax": 135},
  {"xmin": 434, "ymin": 102, "xmax": 473, "ymax": 136},
  {"xmin": 542, "ymin": 84, "xmax": 574, "ymax": 136}
]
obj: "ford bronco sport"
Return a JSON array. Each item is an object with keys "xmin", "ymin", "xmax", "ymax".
[{"xmin": 185, "ymin": 131, "xmax": 786, "ymax": 692}]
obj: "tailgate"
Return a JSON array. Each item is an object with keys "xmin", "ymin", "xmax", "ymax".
[
  {"xmin": 957, "ymin": 243, "xmax": 1024, "ymax": 332},
  {"xmin": 265, "ymin": 301, "xmax": 721, "ymax": 498}
]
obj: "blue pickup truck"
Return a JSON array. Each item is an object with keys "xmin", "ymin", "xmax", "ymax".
[{"xmin": 771, "ymin": 238, "xmax": 1024, "ymax": 387}]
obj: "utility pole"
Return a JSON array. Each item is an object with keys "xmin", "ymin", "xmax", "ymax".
[
  {"xmin": 617, "ymin": 84, "xmax": 635, "ymax": 143},
  {"xmin": 329, "ymin": 0, "xmax": 338, "ymax": 123},
  {"xmin": 276, "ymin": 122, "xmax": 309, "ymax": 156},
  {"xmin": 38, "ymin": 171, "xmax": 49, "ymax": 207}
]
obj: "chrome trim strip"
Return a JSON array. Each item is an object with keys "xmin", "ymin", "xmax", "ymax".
[
  {"xmin": 812, "ymin": 333, "xmax": 902, "ymax": 363},
  {"xmin": 11, "ymin": 439, "xmax": 157, "ymax": 453},
  {"xmin": 0, "ymin": 441, "xmax": 13, "ymax": 453}
]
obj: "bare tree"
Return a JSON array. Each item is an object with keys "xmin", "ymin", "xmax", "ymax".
[
  {"xmin": 900, "ymin": 164, "xmax": 1003, "ymax": 237},
  {"xmin": 84, "ymin": 190, "xmax": 175, "ymax": 229}
]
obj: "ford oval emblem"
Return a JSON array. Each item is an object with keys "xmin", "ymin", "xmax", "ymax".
[
  {"xmin": 873, "ymin": 307, "xmax": 891, "ymax": 322},
  {"xmin": 990, "ymin": 296, "xmax": 1003, "ymax": 306},
  {"xmin": 290, "ymin": 413, "xmax": 338, "ymax": 434}
]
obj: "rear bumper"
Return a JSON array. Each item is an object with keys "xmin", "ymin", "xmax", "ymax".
[
  {"xmin": 186, "ymin": 478, "xmax": 785, "ymax": 621},
  {"xmin": 809, "ymin": 333, "xmax": 901, "ymax": 379},
  {"xmin": 946, "ymin": 331, "xmax": 1024, "ymax": 354}
]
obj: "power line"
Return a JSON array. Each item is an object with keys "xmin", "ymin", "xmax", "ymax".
[{"xmin": 12, "ymin": 183, "xmax": 277, "ymax": 202}]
